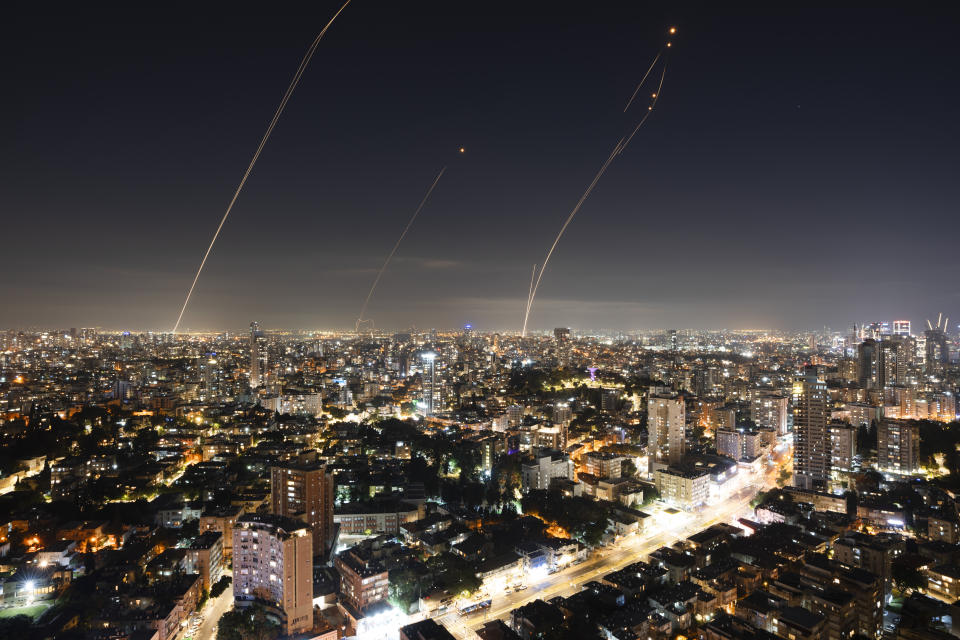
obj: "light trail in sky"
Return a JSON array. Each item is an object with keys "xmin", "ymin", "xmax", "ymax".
[
  {"xmin": 172, "ymin": 0, "xmax": 353, "ymax": 333},
  {"xmin": 355, "ymin": 166, "xmax": 448, "ymax": 332},
  {"xmin": 522, "ymin": 30, "xmax": 675, "ymax": 337}
]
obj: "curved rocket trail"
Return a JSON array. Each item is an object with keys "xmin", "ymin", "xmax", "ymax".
[
  {"xmin": 623, "ymin": 50, "xmax": 663, "ymax": 112},
  {"xmin": 172, "ymin": 0, "xmax": 353, "ymax": 334},
  {"xmin": 522, "ymin": 34, "xmax": 674, "ymax": 337},
  {"xmin": 355, "ymin": 167, "xmax": 447, "ymax": 332}
]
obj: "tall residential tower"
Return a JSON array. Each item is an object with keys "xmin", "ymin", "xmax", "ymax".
[{"xmin": 793, "ymin": 367, "xmax": 830, "ymax": 491}]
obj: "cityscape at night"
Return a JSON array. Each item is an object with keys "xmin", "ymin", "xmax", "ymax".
[{"xmin": 4, "ymin": 3, "xmax": 960, "ymax": 640}]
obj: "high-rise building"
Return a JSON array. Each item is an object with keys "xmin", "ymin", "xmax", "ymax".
[
  {"xmin": 249, "ymin": 321, "xmax": 268, "ymax": 389},
  {"xmin": 648, "ymin": 393, "xmax": 686, "ymax": 465},
  {"xmin": 893, "ymin": 320, "xmax": 911, "ymax": 336},
  {"xmin": 829, "ymin": 422, "xmax": 857, "ymax": 473},
  {"xmin": 925, "ymin": 328, "xmax": 950, "ymax": 372},
  {"xmin": 271, "ymin": 459, "xmax": 335, "ymax": 557},
  {"xmin": 553, "ymin": 403, "xmax": 572, "ymax": 425},
  {"xmin": 233, "ymin": 514, "xmax": 313, "ymax": 635},
  {"xmin": 793, "ymin": 367, "xmax": 830, "ymax": 491},
  {"xmin": 751, "ymin": 392, "xmax": 789, "ymax": 436},
  {"xmin": 878, "ymin": 338, "xmax": 909, "ymax": 388},
  {"xmin": 857, "ymin": 339, "xmax": 879, "ymax": 389},
  {"xmin": 421, "ymin": 352, "xmax": 437, "ymax": 415},
  {"xmin": 554, "ymin": 327, "xmax": 571, "ymax": 367},
  {"xmin": 601, "ymin": 387, "xmax": 620, "ymax": 413},
  {"xmin": 877, "ymin": 419, "xmax": 919, "ymax": 474}
]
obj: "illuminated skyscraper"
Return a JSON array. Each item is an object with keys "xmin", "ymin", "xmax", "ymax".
[
  {"xmin": 829, "ymin": 422, "xmax": 857, "ymax": 473},
  {"xmin": 421, "ymin": 351, "xmax": 437, "ymax": 415},
  {"xmin": 877, "ymin": 419, "xmax": 919, "ymax": 474},
  {"xmin": 793, "ymin": 367, "xmax": 830, "ymax": 491},
  {"xmin": 648, "ymin": 393, "xmax": 685, "ymax": 465},
  {"xmin": 857, "ymin": 339, "xmax": 879, "ymax": 389},
  {"xmin": 233, "ymin": 514, "xmax": 313, "ymax": 635},
  {"xmin": 554, "ymin": 327, "xmax": 571, "ymax": 366},
  {"xmin": 751, "ymin": 392, "xmax": 789, "ymax": 436},
  {"xmin": 553, "ymin": 403, "xmax": 573, "ymax": 425},
  {"xmin": 250, "ymin": 321, "xmax": 267, "ymax": 389},
  {"xmin": 270, "ymin": 460, "xmax": 335, "ymax": 557},
  {"xmin": 878, "ymin": 337, "xmax": 909, "ymax": 388},
  {"xmin": 925, "ymin": 327, "xmax": 949, "ymax": 372}
]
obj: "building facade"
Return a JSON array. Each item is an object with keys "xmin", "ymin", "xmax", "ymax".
[
  {"xmin": 271, "ymin": 460, "xmax": 335, "ymax": 556},
  {"xmin": 232, "ymin": 514, "xmax": 313, "ymax": 635},
  {"xmin": 793, "ymin": 368, "xmax": 830, "ymax": 491}
]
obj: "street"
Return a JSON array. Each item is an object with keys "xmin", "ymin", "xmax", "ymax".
[
  {"xmin": 190, "ymin": 575, "xmax": 233, "ymax": 640},
  {"xmin": 437, "ymin": 464, "xmax": 783, "ymax": 639}
]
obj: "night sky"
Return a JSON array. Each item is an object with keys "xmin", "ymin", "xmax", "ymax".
[{"xmin": 5, "ymin": 2, "xmax": 959, "ymax": 333}]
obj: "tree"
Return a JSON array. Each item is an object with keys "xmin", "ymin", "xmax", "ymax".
[
  {"xmin": 427, "ymin": 553, "xmax": 482, "ymax": 595},
  {"xmin": 622, "ymin": 459, "xmax": 638, "ymax": 478},
  {"xmin": 521, "ymin": 491, "xmax": 611, "ymax": 546},
  {"xmin": 891, "ymin": 557, "xmax": 925, "ymax": 595},
  {"xmin": 640, "ymin": 486, "xmax": 660, "ymax": 508},
  {"xmin": 216, "ymin": 605, "xmax": 281, "ymax": 640},
  {"xmin": 0, "ymin": 616, "xmax": 36, "ymax": 640},
  {"xmin": 181, "ymin": 518, "xmax": 200, "ymax": 538},
  {"xmin": 750, "ymin": 490, "xmax": 770, "ymax": 509},
  {"xmin": 388, "ymin": 568, "xmax": 423, "ymax": 613},
  {"xmin": 210, "ymin": 576, "xmax": 232, "ymax": 598},
  {"xmin": 777, "ymin": 467, "xmax": 792, "ymax": 487}
]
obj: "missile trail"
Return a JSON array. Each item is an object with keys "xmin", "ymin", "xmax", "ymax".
[
  {"xmin": 527, "ymin": 264, "xmax": 537, "ymax": 312},
  {"xmin": 623, "ymin": 50, "xmax": 662, "ymax": 112},
  {"xmin": 522, "ymin": 32, "xmax": 674, "ymax": 337},
  {"xmin": 621, "ymin": 61, "xmax": 667, "ymax": 151},
  {"xmin": 355, "ymin": 167, "xmax": 447, "ymax": 332},
  {"xmin": 522, "ymin": 138, "xmax": 625, "ymax": 336},
  {"xmin": 171, "ymin": 0, "xmax": 353, "ymax": 334}
]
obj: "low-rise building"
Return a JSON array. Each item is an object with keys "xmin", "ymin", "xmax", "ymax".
[
  {"xmin": 655, "ymin": 465, "xmax": 710, "ymax": 509},
  {"xmin": 521, "ymin": 450, "xmax": 573, "ymax": 492}
]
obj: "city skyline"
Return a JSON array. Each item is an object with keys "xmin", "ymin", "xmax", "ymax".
[{"xmin": 5, "ymin": 3, "xmax": 958, "ymax": 331}]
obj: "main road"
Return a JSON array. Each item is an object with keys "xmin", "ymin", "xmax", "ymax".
[{"xmin": 437, "ymin": 463, "xmax": 784, "ymax": 639}]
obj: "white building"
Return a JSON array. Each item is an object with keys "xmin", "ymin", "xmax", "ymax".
[
  {"xmin": 654, "ymin": 466, "xmax": 710, "ymax": 510},
  {"xmin": 521, "ymin": 450, "xmax": 574, "ymax": 492},
  {"xmin": 260, "ymin": 393, "xmax": 322, "ymax": 417},
  {"xmin": 233, "ymin": 514, "xmax": 313, "ymax": 635},
  {"xmin": 648, "ymin": 393, "xmax": 685, "ymax": 465},
  {"xmin": 751, "ymin": 392, "xmax": 789, "ymax": 436}
]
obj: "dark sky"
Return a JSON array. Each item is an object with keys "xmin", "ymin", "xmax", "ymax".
[{"xmin": 5, "ymin": 2, "xmax": 959, "ymax": 333}]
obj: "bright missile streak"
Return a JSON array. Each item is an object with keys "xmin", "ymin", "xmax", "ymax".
[
  {"xmin": 522, "ymin": 139, "xmax": 623, "ymax": 336},
  {"xmin": 172, "ymin": 0, "xmax": 353, "ymax": 334},
  {"xmin": 623, "ymin": 50, "xmax": 662, "ymax": 112},
  {"xmin": 527, "ymin": 264, "xmax": 537, "ymax": 312},
  {"xmin": 356, "ymin": 167, "xmax": 447, "ymax": 331},
  {"xmin": 621, "ymin": 62, "xmax": 667, "ymax": 151},
  {"xmin": 522, "ymin": 58, "xmax": 670, "ymax": 337}
]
